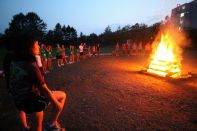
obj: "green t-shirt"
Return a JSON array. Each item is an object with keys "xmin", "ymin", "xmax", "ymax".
[
  {"xmin": 47, "ymin": 51, "xmax": 53, "ymax": 58},
  {"xmin": 40, "ymin": 48, "xmax": 47, "ymax": 59},
  {"xmin": 56, "ymin": 47, "xmax": 62, "ymax": 56}
]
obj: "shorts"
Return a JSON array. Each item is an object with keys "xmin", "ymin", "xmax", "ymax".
[
  {"xmin": 56, "ymin": 55, "xmax": 62, "ymax": 59},
  {"xmin": 80, "ymin": 52, "xmax": 83, "ymax": 56},
  {"xmin": 15, "ymin": 93, "xmax": 49, "ymax": 114}
]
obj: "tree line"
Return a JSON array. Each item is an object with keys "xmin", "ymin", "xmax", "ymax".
[{"xmin": 0, "ymin": 12, "xmax": 196, "ymax": 49}]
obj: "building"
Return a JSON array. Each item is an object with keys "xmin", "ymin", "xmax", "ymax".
[{"xmin": 171, "ymin": 0, "xmax": 197, "ymax": 30}]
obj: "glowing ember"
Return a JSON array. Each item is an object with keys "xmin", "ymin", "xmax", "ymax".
[{"xmin": 147, "ymin": 34, "xmax": 181, "ymax": 78}]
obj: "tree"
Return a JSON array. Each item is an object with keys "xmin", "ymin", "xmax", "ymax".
[
  {"xmin": 131, "ymin": 23, "xmax": 140, "ymax": 30},
  {"xmin": 43, "ymin": 30, "xmax": 55, "ymax": 46},
  {"xmin": 0, "ymin": 33, "xmax": 4, "ymax": 47},
  {"xmin": 80, "ymin": 32, "xmax": 83, "ymax": 38},
  {"xmin": 122, "ymin": 25, "xmax": 130, "ymax": 32},
  {"xmin": 100, "ymin": 26, "xmax": 114, "ymax": 45},
  {"xmin": 79, "ymin": 32, "xmax": 87, "ymax": 43},
  {"xmin": 61, "ymin": 25, "xmax": 77, "ymax": 45},
  {"xmin": 5, "ymin": 12, "xmax": 46, "ymax": 39},
  {"xmin": 53, "ymin": 23, "xmax": 62, "ymax": 43},
  {"xmin": 117, "ymin": 26, "xmax": 121, "ymax": 32},
  {"xmin": 70, "ymin": 27, "xmax": 77, "ymax": 40},
  {"xmin": 104, "ymin": 26, "xmax": 112, "ymax": 34},
  {"xmin": 87, "ymin": 33, "xmax": 99, "ymax": 45},
  {"xmin": 25, "ymin": 12, "xmax": 47, "ymax": 35},
  {"xmin": 3, "ymin": 12, "xmax": 47, "ymax": 50}
]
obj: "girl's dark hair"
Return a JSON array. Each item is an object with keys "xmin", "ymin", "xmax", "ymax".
[
  {"xmin": 3, "ymin": 34, "xmax": 37, "ymax": 90},
  {"xmin": 12, "ymin": 34, "xmax": 37, "ymax": 62}
]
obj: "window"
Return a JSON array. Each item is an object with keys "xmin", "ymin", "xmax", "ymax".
[
  {"xmin": 180, "ymin": 13, "xmax": 185, "ymax": 17},
  {"xmin": 182, "ymin": 6, "xmax": 185, "ymax": 10}
]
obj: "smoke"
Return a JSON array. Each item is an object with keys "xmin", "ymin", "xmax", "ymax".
[{"xmin": 161, "ymin": 21, "xmax": 191, "ymax": 47}]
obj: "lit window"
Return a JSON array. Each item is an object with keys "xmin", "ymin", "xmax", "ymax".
[
  {"xmin": 180, "ymin": 13, "xmax": 185, "ymax": 17},
  {"xmin": 182, "ymin": 6, "xmax": 185, "ymax": 9}
]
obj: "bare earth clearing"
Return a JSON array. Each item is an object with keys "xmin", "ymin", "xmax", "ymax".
[{"xmin": 0, "ymin": 53, "xmax": 197, "ymax": 131}]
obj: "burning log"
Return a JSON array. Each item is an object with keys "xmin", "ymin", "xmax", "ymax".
[{"xmin": 147, "ymin": 60, "xmax": 181, "ymax": 78}]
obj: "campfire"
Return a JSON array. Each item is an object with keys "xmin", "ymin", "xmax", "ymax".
[
  {"xmin": 143, "ymin": 22, "xmax": 191, "ymax": 79},
  {"xmin": 147, "ymin": 34, "xmax": 181, "ymax": 78}
]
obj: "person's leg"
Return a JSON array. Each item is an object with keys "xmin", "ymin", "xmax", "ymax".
[
  {"xmin": 58, "ymin": 59, "xmax": 60, "ymax": 66},
  {"xmin": 43, "ymin": 59, "xmax": 47, "ymax": 73},
  {"xmin": 51, "ymin": 91, "xmax": 66, "ymax": 127},
  {"xmin": 19, "ymin": 111, "xmax": 28, "ymax": 129},
  {"xmin": 48, "ymin": 58, "xmax": 51, "ymax": 69},
  {"xmin": 73, "ymin": 55, "xmax": 75, "ymax": 63},
  {"xmin": 35, "ymin": 111, "xmax": 44, "ymax": 131},
  {"xmin": 69, "ymin": 55, "xmax": 72, "ymax": 63},
  {"xmin": 50, "ymin": 59, "xmax": 52, "ymax": 69},
  {"xmin": 61, "ymin": 58, "xmax": 64, "ymax": 65}
]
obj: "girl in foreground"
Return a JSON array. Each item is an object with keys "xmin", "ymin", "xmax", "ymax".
[{"xmin": 3, "ymin": 35, "xmax": 66, "ymax": 131}]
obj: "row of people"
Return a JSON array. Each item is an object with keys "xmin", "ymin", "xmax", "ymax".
[
  {"xmin": 113, "ymin": 42, "xmax": 152, "ymax": 56},
  {"xmin": 37, "ymin": 43, "xmax": 101, "ymax": 74}
]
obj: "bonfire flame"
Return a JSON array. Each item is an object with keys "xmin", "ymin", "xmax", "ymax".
[{"xmin": 147, "ymin": 33, "xmax": 181, "ymax": 78}]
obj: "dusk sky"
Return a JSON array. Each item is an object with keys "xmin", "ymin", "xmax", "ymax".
[{"xmin": 0, "ymin": 0, "xmax": 192, "ymax": 35}]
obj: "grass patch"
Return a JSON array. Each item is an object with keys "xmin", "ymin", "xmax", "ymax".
[{"xmin": 101, "ymin": 45, "xmax": 114, "ymax": 53}]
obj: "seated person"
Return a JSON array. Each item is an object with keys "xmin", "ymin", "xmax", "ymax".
[{"xmin": 3, "ymin": 34, "xmax": 66, "ymax": 131}]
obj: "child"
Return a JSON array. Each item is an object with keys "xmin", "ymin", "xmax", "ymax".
[
  {"xmin": 122, "ymin": 43, "xmax": 127, "ymax": 55},
  {"xmin": 76, "ymin": 48, "xmax": 80, "ymax": 62},
  {"xmin": 61, "ymin": 44, "xmax": 66, "ymax": 65},
  {"xmin": 92, "ymin": 45, "xmax": 96, "ymax": 57},
  {"xmin": 115, "ymin": 42, "xmax": 119, "ymax": 56},
  {"xmin": 56, "ymin": 44, "xmax": 62, "ymax": 67},
  {"xmin": 96, "ymin": 44, "xmax": 100, "ymax": 56},
  {"xmin": 46, "ymin": 45, "xmax": 53, "ymax": 70},
  {"xmin": 40, "ymin": 44, "xmax": 48, "ymax": 73},
  {"xmin": 69, "ymin": 45, "xmax": 75, "ymax": 64},
  {"xmin": 88, "ymin": 46, "xmax": 91, "ymax": 58}
]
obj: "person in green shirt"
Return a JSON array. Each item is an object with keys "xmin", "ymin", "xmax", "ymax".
[
  {"xmin": 40, "ymin": 44, "xmax": 47, "ymax": 73},
  {"xmin": 46, "ymin": 45, "xmax": 53, "ymax": 70},
  {"xmin": 56, "ymin": 44, "xmax": 62, "ymax": 67}
]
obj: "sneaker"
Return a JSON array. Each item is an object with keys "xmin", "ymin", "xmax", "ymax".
[
  {"xmin": 44, "ymin": 123, "xmax": 65, "ymax": 131},
  {"xmin": 58, "ymin": 64, "xmax": 61, "ymax": 67}
]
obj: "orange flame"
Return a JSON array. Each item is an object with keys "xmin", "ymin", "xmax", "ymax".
[
  {"xmin": 146, "ymin": 22, "xmax": 190, "ymax": 78},
  {"xmin": 147, "ymin": 33, "xmax": 181, "ymax": 78}
]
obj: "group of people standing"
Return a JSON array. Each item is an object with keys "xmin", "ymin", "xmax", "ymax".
[
  {"xmin": 113, "ymin": 42, "xmax": 152, "ymax": 56},
  {"xmin": 78, "ymin": 43, "xmax": 101, "ymax": 59},
  {"xmin": 36, "ymin": 42, "xmax": 101, "ymax": 74}
]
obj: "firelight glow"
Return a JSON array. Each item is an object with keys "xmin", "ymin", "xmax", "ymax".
[{"xmin": 147, "ymin": 34, "xmax": 181, "ymax": 78}]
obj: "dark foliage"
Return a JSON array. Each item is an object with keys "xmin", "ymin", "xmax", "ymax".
[
  {"xmin": 1, "ymin": 12, "xmax": 197, "ymax": 50},
  {"xmin": 42, "ymin": 23, "xmax": 77, "ymax": 47},
  {"xmin": 3, "ymin": 12, "xmax": 46, "ymax": 50}
]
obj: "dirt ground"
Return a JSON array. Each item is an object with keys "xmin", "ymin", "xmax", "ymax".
[{"xmin": 0, "ymin": 52, "xmax": 197, "ymax": 131}]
